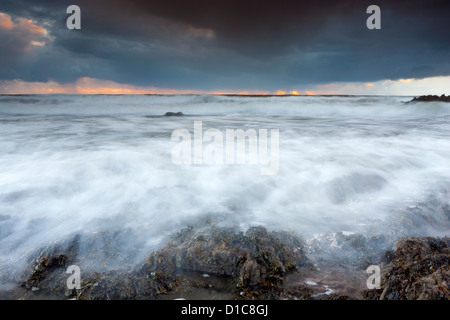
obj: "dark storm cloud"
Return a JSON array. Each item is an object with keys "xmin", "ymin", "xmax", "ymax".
[{"xmin": 0, "ymin": 0, "xmax": 449, "ymax": 90}]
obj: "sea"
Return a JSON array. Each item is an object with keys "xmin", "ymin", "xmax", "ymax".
[{"xmin": 0, "ymin": 94, "xmax": 449, "ymax": 278}]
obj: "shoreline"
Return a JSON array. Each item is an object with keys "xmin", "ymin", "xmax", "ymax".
[{"xmin": 1, "ymin": 222, "xmax": 448, "ymax": 300}]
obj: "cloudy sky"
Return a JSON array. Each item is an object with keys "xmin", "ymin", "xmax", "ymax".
[{"xmin": 0, "ymin": 0, "xmax": 449, "ymax": 94}]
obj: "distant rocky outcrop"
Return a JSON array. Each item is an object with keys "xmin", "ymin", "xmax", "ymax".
[
  {"xmin": 408, "ymin": 94, "xmax": 450, "ymax": 103},
  {"xmin": 164, "ymin": 112, "xmax": 184, "ymax": 116}
]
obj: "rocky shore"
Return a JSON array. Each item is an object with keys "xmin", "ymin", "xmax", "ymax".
[
  {"xmin": 408, "ymin": 94, "xmax": 450, "ymax": 103},
  {"xmin": 0, "ymin": 221, "xmax": 448, "ymax": 300},
  {"xmin": 362, "ymin": 237, "xmax": 449, "ymax": 300}
]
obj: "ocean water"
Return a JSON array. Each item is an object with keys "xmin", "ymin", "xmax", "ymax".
[{"xmin": 0, "ymin": 94, "xmax": 449, "ymax": 273}]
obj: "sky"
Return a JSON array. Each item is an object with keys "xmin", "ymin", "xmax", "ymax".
[{"xmin": 0, "ymin": 0, "xmax": 449, "ymax": 95}]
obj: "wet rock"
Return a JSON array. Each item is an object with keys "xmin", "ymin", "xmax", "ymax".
[
  {"xmin": 13, "ymin": 225, "xmax": 310, "ymax": 300},
  {"xmin": 164, "ymin": 112, "xmax": 184, "ymax": 116},
  {"xmin": 408, "ymin": 94, "xmax": 450, "ymax": 103},
  {"xmin": 141, "ymin": 225, "xmax": 310, "ymax": 299},
  {"xmin": 361, "ymin": 288, "xmax": 383, "ymax": 300},
  {"xmin": 306, "ymin": 232, "xmax": 389, "ymax": 268},
  {"xmin": 363, "ymin": 237, "xmax": 449, "ymax": 300},
  {"xmin": 77, "ymin": 269, "xmax": 179, "ymax": 300},
  {"xmin": 21, "ymin": 254, "xmax": 68, "ymax": 289},
  {"xmin": 367, "ymin": 192, "xmax": 450, "ymax": 240},
  {"xmin": 314, "ymin": 293, "xmax": 350, "ymax": 300},
  {"xmin": 0, "ymin": 229, "xmax": 146, "ymax": 297},
  {"xmin": 9, "ymin": 223, "xmax": 448, "ymax": 300}
]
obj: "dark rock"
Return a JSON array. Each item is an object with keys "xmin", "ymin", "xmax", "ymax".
[
  {"xmin": 8, "ymin": 224, "xmax": 448, "ymax": 300},
  {"xmin": 0, "ymin": 229, "xmax": 146, "ymax": 297},
  {"xmin": 408, "ymin": 95, "xmax": 450, "ymax": 103},
  {"xmin": 21, "ymin": 254, "xmax": 68, "ymax": 290},
  {"xmin": 12, "ymin": 225, "xmax": 311, "ymax": 300},
  {"xmin": 363, "ymin": 237, "xmax": 450, "ymax": 300},
  {"xmin": 315, "ymin": 293, "xmax": 350, "ymax": 300},
  {"xmin": 164, "ymin": 112, "xmax": 184, "ymax": 116},
  {"xmin": 140, "ymin": 225, "xmax": 310, "ymax": 299},
  {"xmin": 361, "ymin": 288, "xmax": 383, "ymax": 300}
]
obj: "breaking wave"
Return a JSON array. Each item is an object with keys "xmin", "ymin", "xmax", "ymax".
[{"xmin": 0, "ymin": 94, "xmax": 449, "ymax": 282}]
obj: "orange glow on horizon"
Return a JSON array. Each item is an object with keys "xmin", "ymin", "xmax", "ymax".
[
  {"xmin": 3, "ymin": 76, "xmax": 449, "ymax": 96},
  {"xmin": 209, "ymin": 90, "xmax": 270, "ymax": 95},
  {"xmin": 0, "ymin": 78, "xmax": 274, "ymax": 95},
  {"xmin": 398, "ymin": 78, "xmax": 414, "ymax": 83},
  {"xmin": 290, "ymin": 90, "xmax": 299, "ymax": 95}
]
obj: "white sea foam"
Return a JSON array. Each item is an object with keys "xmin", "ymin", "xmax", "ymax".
[{"xmin": 0, "ymin": 94, "xmax": 449, "ymax": 276}]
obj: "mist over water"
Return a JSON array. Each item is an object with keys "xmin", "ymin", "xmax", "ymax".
[{"xmin": 0, "ymin": 94, "xmax": 449, "ymax": 275}]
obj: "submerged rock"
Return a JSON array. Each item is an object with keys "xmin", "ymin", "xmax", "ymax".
[
  {"xmin": 367, "ymin": 192, "xmax": 450, "ymax": 239},
  {"xmin": 326, "ymin": 173, "xmax": 387, "ymax": 204},
  {"xmin": 306, "ymin": 231, "xmax": 389, "ymax": 268}
]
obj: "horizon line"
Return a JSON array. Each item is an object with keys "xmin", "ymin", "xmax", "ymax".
[{"xmin": 0, "ymin": 93, "xmax": 419, "ymax": 97}]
